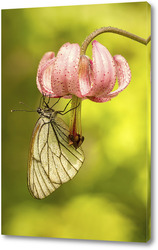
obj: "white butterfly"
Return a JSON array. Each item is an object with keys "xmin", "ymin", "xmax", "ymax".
[{"xmin": 28, "ymin": 98, "xmax": 85, "ymax": 199}]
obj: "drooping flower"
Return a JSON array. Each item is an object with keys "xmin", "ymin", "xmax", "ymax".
[
  {"xmin": 37, "ymin": 40, "xmax": 131, "ymax": 101},
  {"xmin": 36, "ymin": 40, "xmax": 131, "ymax": 147}
]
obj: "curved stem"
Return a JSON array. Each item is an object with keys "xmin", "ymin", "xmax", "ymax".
[{"xmin": 81, "ymin": 26, "xmax": 151, "ymax": 55}]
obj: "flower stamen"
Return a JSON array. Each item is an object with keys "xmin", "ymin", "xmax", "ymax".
[{"xmin": 68, "ymin": 95, "xmax": 84, "ymax": 149}]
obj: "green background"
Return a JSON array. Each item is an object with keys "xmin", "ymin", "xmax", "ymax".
[{"xmin": 2, "ymin": 2, "xmax": 151, "ymax": 242}]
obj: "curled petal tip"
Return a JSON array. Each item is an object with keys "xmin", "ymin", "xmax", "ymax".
[
  {"xmin": 88, "ymin": 96, "xmax": 112, "ymax": 103},
  {"xmin": 92, "ymin": 40, "xmax": 98, "ymax": 45},
  {"xmin": 107, "ymin": 55, "xmax": 131, "ymax": 98},
  {"xmin": 37, "ymin": 55, "xmax": 58, "ymax": 97}
]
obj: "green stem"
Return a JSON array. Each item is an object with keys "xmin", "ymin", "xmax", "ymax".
[{"xmin": 81, "ymin": 26, "xmax": 151, "ymax": 55}]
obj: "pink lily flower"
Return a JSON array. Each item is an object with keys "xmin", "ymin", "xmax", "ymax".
[
  {"xmin": 36, "ymin": 40, "xmax": 131, "ymax": 148},
  {"xmin": 37, "ymin": 40, "xmax": 131, "ymax": 102}
]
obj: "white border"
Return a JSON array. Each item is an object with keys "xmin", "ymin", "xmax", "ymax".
[
  {"xmin": 0, "ymin": 0, "xmax": 150, "ymax": 9},
  {"xmin": 0, "ymin": 0, "xmax": 157, "ymax": 250}
]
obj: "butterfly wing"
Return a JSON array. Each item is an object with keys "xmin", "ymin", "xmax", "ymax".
[{"xmin": 28, "ymin": 115, "xmax": 84, "ymax": 199}]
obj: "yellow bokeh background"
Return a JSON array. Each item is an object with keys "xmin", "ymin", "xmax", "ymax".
[{"xmin": 2, "ymin": 2, "xmax": 151, "ymax": 242}]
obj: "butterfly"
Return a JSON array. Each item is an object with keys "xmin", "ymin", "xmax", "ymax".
[{"xmin": 27, "ymin": 97, "xmax": 85, "ymax": 199}]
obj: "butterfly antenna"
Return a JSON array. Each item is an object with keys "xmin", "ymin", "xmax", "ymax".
[
  {"xmin": 11, "ymin": 109, "xmax": 36, "ymax": 112},
  {"xmin": 11, "ymin": 101, "xmax": 36, "ymax": 112},
  {"xmin": 18, "ymin": 101, "xmax": 36, "ymax": 112}
]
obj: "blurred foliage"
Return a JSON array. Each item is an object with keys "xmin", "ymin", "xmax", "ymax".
[{"xmin": 2, "ymin": 2, "xmax": 151, "ymax": 242}]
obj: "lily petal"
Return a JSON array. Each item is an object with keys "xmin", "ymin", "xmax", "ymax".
[
  {"xmin": 37, "ymin": 52, "xmax": 59, "ymax": 97},
  {"xmin": 51, "ymin": 43, "xmax": 83, "ymax": 98},
  {"xmin": 88, "ymin": 96, "xmax": 112, "ymax": 103},
  {"xmin": 86, "ymin": 40, "xmax": 116, "ymax": 97},
  {"xmin": 78, "ymin": 55, "xmax": 92, "ymax": 96},
  {"xmin": 107, "ymin": 55, "xmax": 131, "ymax": 98},
  {"xmin": 51, "ymin": 43, "xmax": 69, "ymax": 96},
  {"xmin": 66, "ymin": 44, "xmax": 83, "ymax": 97}
]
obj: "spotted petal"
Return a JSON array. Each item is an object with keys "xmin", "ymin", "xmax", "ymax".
[
  {"xmin": 51, "ymin": 43, "xmax": 83, "ymax": 98},
  {"xmin": 37, "ymin": 52, "xmax": 59, "ymax": 97},
  {"xmin": 78, "ymin": 55, "xmax": 92, "ymax": 96},
  {"xmin": 107, "ymin": 55, "xmax": 131, "ymax": 98},
  {"xmin": 86, "ymin": 40, "xmax": 116, "ymax": 97},
  {"xmin": 88, "ymin": 54, "xmax": 131, "ymax": 102}
]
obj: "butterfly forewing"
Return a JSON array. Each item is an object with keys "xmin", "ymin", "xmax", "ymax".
[{"xmin": 28, "ymin": 113, "xmax": 84, "ymax": 199}]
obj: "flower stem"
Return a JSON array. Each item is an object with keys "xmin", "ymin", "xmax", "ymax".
[{"xmin": 81, "ymin": 26, "xmax": 151, "ymax": 55}]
